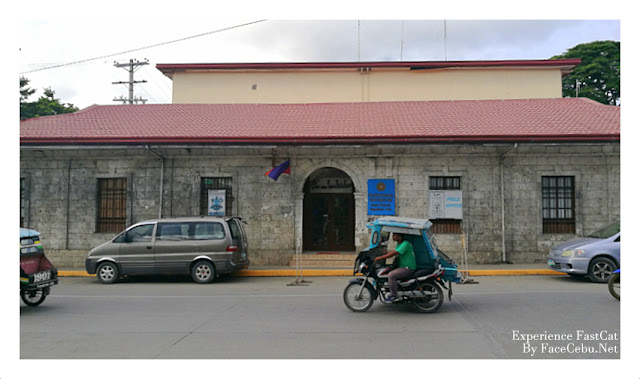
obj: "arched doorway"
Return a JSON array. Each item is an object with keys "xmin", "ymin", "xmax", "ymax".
[{"xmin": 303, "ymin": 168, "xmax": 355, "ymax": 251}]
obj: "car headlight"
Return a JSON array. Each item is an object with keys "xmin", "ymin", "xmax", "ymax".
[
  {"xmin": 561, "ymin": 249, "xmax": 586, "ymax": 258},
  {"xmin": 573, "ymin": 249, "xmax": 586, "ymax": 257}
]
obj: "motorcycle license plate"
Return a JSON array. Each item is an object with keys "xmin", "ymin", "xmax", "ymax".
[
  {"xmin": 33, "ymin": 270, "xmax": 52, "ymax": 283},
  {"xmin": 547, "ymin": 259, "xmax": 556, "ymax": 268}
]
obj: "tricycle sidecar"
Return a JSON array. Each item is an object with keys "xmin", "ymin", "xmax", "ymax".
[
  {"xmin": 344, "ymin": 217, "xmax": 461, "ymax": 312},
  {"xmin": 20, "ymin": 228, "xmax": 58, "ymax": 306},
  {"xmin": 362, "ymin": 217, "xmax": 461, "ymax": 282}
]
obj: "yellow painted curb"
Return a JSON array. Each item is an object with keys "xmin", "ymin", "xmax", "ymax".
[{"xmin": 59, "ymin": 271, "xmax": 95, "ymax": 277}]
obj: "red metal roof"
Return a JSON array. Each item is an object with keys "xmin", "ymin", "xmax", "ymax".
[
  {"xmin": 20, "ymin": 98, "xmax": 619, "ymax": 145},
  {"xmin": 157, "ymin": 59, "xmax": 581, "ymax": 77}
]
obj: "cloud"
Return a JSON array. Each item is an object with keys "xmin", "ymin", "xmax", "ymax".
[{"xmin": 18, "ymin": 19, "xmax": 620, "ymax": 108}]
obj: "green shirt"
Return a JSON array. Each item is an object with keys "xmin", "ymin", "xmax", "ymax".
[{"xmin": 396, "ymin": 240, "xmax": 416, "ymax": 269}]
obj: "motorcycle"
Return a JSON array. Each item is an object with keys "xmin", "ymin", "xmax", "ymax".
[
  {"xmin": 608, "ymin": 268, "xmax": 620, "ymax": 300},
  {"xmin": 20, "ymin": 228, "xmax": 58, "ymax": 307},
  {"xmin": 343, "ymin": 217, "xmax": 462, "ymax": 313}
]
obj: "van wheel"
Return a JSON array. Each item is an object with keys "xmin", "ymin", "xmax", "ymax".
[
  {"xmin": 97, "ymin": 261, "xmax": 119, "ymax": 284},
  {"xmin": 191, "ymin": 261, "xmax": 215, "ymax": 284}
]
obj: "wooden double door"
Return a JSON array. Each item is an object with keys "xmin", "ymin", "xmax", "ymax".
[{"xmin": 303, "ymin": 193, "xmax": 355, "ymax": 251}]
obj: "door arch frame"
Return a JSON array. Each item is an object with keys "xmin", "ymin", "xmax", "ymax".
[{"xmin": 293, "ymin": 160, "xmax": 365, "ymax": 254}]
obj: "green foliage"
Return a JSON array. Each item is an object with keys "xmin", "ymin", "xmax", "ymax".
[
  {"xmin": 20, "ymin": 76, "xmax": 79, "ymax": 120},
  {"xmin": 20, "ymin": 77, "xmax": 35, "ymax": 102},
  {"xmin": 551, "ymin": 41, "xmax": 620, "ymax": 105}
]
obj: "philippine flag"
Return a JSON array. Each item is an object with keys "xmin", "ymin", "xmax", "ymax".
[{"xmin": 265, "ymin": 160, "xmax": 291, "ymax": 181}]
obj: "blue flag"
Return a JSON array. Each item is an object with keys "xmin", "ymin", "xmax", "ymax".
[{"xmin": 265, "ymin": 160, "xmax": 291, "ymax": 181}]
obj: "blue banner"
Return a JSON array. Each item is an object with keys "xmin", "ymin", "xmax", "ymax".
[{"xmin": 367, "ymin": 179, "xmax": 395, "ymax": 215}]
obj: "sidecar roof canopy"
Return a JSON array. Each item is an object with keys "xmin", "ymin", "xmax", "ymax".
[
  {"xmin": 369, "ymin": 217, "xmax": 433, "ymax": 235},
  {"xmin": 20, "ymin": 228, "xmax": 40, "ymax": 239}
]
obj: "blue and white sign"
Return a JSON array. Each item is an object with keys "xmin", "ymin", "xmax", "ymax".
[
  {"xmin": 429, "ymin": 190, "xmax": 463, "ymax": 219},
  {"xmin": 367, "ymin": 179, "xmax": 395, "ymax": 215},
  {"xmin": 208, "ymin": 189, "xmax": 226, "ymax": 216}
]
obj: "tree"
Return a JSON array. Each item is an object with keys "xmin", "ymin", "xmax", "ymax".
[
  {"xmin": 20, "ymin": 76, "xmax": 35, "ymax": 103},
  {"xmin": 20, "ymin": 76, "xmax": 79, "ymax": 120},
  {"xmin": 551, "ymin": 41, "xmax": 620, "ymax": 105}
]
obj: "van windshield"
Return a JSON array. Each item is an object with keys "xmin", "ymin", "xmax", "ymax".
[{"xmin": 587, "ymin": 220, "xmax": 620, "ymax": 239}]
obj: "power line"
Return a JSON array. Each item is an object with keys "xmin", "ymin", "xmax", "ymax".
[
  {"xmin": 141, "ymin": 65, "xmax": 171, "ymax": 102},
  {"xmin": 20, "ymin": 19, "xmax": 268, "ymax": 74}
]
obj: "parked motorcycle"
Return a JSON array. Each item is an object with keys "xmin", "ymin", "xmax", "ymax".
[
  {"xmin": 608, "ymin": 268, "xmax": 620, "ymax": 300},
  {"xmin": 20, "ymin": 228, "xmax": 58, "ymax": 307},
  {"xmin": 343, "ymin": 217, "xmax": 461, "ymax": 313}
]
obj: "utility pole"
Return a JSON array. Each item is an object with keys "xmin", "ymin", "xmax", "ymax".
[{"xmin": 113, "ymin": 59, "xmax": 148, "ymax": 104}]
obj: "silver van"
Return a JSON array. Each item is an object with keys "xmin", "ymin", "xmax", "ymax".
[{"xmin": 86, "ymin": 217, "xmax": 249, "ymax": 284}]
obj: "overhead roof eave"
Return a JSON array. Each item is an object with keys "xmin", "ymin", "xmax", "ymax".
[
  {"xmin": 20, "ymin": 134, "xmax": 620, "ymax": 147},
  {"xmin": 156, "ymin": 59, "xmax": 582, "ymax": 78}
]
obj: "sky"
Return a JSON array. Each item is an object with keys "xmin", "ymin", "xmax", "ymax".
[{"xmin": 18, "ymin": 19, "xmax": 620, "ymax": 110}]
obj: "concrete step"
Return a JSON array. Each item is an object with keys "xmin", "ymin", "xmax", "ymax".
[{"xmin": 289, "ymin": 253, "xmax": 357, "ymax": 267}]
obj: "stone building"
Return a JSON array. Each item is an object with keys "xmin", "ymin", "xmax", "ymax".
[{"xmin": 19, "ymin": 59, "xmax": 620, "ymax": 268}]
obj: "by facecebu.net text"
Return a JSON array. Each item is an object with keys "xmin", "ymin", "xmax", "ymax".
[{"xmin": 512, "ymin": 330, "xmax": 619, "ymax": 357}]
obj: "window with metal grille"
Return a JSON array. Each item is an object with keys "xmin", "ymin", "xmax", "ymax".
[
  {"xmin": 96, "ymin": 178, "xmax": 127, "ymax": 233},
  {"xmin": 542, "ymin": 176, "xmax": 575, "ymax": 234},
  {"xmin": 429, "ymin": 176, "xmax": 462, "ymax": 234},
  {"xmin": 200, "ymin": 177, "xmax": 233, "ymax": 216},
  {"xmin": 429, "ymin": 176, "xmax": 460, "ymax": 191}
]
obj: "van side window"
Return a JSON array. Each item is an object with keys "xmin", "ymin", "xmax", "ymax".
[
  {"xmin": 194, "ymin": 222, "xmax": 225, "ymax": 240},
  {"xmin": 228, "ymin": 220, "xmax": 242, "ymax": 239},
  {"xmin": 157, "ymin": 223, "xmax": 190, "ymax": 241},
  {"xmin": 122, "ymin": 224, "xmax": 154, "ymax": 243}
]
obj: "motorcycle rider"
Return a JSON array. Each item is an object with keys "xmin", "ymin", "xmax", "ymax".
[{"xmin": 374, "ymin": 233, "xmax": 416, "ymax": 302}]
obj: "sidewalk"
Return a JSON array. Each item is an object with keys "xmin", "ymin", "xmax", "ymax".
[{"xmin": 57, "ymin": 263, "xmax": 562, "ymax": 277}]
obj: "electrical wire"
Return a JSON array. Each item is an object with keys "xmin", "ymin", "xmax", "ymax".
[
  {"xmin": 20, "ymin": 19, "xmax": 268, "ymax": 74},
  {"xmin": 141, "ymin": 65, "xmax": 171, "ymax": 101}
]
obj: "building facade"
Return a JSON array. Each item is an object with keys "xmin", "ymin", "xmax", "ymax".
[
  {"xmin": 157, "ymin": 60, "xmax": 578, "ymax": 104},
  {"xmin": 20, "ymin": 59, "xmax": 620, "ymax": 268}
]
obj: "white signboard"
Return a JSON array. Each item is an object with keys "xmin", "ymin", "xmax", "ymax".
[
  {"xmin": 429, "ymin": 190, "xmax": 463, "ymax": 219},
  {"xmin": 208, "ymin": 189, "xmax": 226, "ymax": 216},
  {"xmin": 428, "ymin": 191, "xmax": 445, "ymax": 218}
]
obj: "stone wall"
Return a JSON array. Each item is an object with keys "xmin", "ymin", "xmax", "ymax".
[{"xmin": 20, "ymin": 143, "xmax": 619, "ymax": 268}]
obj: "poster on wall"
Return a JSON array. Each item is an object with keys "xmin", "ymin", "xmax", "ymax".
[
  {"xmin": 367, "ymin": 179, "xmax": 395, "ymax": 215},
  {"xmin": 208, "ymin": 189, "xmax": 226, "ymax": 216},
  {"xmin": 429, "ymin": 191, "xmax": 445, "ymax": 218},
  {"xmin": 428, "ymin": 190, "xmax": 463, "ymax": 219}
]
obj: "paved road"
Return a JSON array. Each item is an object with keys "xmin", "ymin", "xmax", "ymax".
[{"xmin": 20, "ymin": 274, "xmax": 620, "ymax": 359}]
